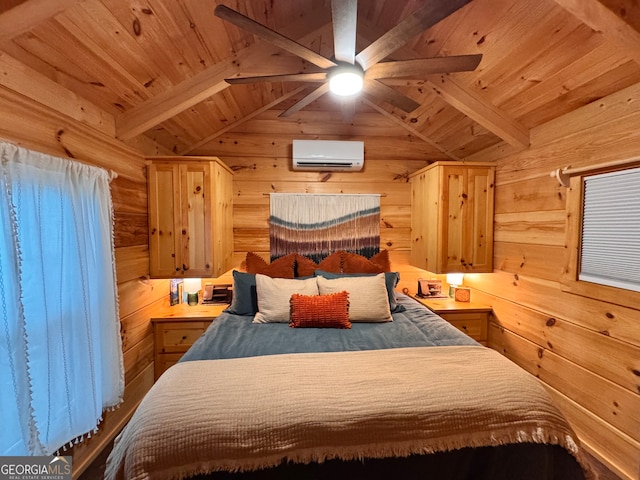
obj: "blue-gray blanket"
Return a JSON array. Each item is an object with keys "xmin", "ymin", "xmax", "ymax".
[{"xmin": 181, "ymin": 294, "xmax": 478, "ymax": 362}]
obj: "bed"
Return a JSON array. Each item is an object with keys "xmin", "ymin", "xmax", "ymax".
[{"xmin": 106, "ymin": 265, "xmax": 592, "ymax": 480}]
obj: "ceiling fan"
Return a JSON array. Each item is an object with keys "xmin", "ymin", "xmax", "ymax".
[{"xmin": 214, "ymin": 0, "xmax": 481, "ymax": 121}]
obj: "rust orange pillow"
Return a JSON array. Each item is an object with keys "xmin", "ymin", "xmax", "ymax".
[
  {"xmin": 245, "ymin": 252, "xmax": 295, "ymax": 278},
  {"xmin": 370, "ymin": 249, "xmax": 391, "ymax": 272},
  {"xmin": 342, "ymin": 251, "xmax": 385, "ymax": 274},
  {"xmin": 294, "ymin": 254, "xmax": 318, "ymax": 277},
  {"xmin": 289, "ymin": 291, "xmax": 351, "ymax": 329},
  {"xmin": 316, "ymin": 251, "xmax": 344, "ymax": 273}
]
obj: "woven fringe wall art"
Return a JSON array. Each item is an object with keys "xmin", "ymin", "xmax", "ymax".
[{"xmin": 269, "ymin": 193, "xmax": 381, "ymax": 262}]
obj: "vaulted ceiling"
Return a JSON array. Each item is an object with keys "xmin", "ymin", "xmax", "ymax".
[{"xmin": 1, "ymin": 0, "xmax": 639, "ymax": 161}]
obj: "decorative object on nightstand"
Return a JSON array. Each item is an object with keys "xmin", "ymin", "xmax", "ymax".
[
  {"xmin": 170, "ymin": 279, "xmax": 183, "ymax": 306},
  {"xmin": 202, "ymin": 283, "xmax": 233, "ymax": 304},
  {"xmin": 183, "ymin": 278, "xmax": 201, "ymax": 306},
  {"xmin": 446, "ymin": 273, "xmax": 464, "ymax": 297},
  {"xmin": 453, "ymin": 286, "xmax": 471, "ymax": 302},
  {"xmin": 417, "ymin": 278, "xmax": 446, "ymax": 298}
]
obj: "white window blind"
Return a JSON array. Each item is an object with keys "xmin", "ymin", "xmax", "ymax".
[{"xmin": 579, "ymin": 167, "xmax": 640, "ymax": 292}]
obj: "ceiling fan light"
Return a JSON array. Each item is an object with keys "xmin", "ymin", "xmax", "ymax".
[{"xmin": 329, "ymin": 70, "xmax": 363, "ymax": 96}]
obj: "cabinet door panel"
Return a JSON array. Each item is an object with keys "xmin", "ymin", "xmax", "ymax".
[
  {"xmin": 443, "ymin": 167, "xmax": 465, "ymax": 272},
  {"xmin": 181, "ymin": 165, "xmax": 212, "ymax": 276},
  {"xmin": 148, "ymin": 164, "xmax": 181, "ymax": 276},
  {"xmin": 465, "ymin": 168, "xmax": 494, "ymax": 272},
  {"xmin": 148, "ymin": 157, "xmax": 233, "ymax": 278},
  {"xmin": 410, "ymin": 169, "xmax": 439, "ymax": 271},
  {"xmin": 211, "ymin": 163, "xmax": 234, "ymax": 275},
  {"xmin": 410, "ymin": 162, "xmax": 494, "ymax": 274}
]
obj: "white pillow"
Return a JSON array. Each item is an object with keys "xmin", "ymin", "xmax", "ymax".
[
  {"xmin": 316, "ymin": 273, "xmax": 392, "ymax": 322},
  {"xmin": 253, "ymin": 274, "xmax": 319, "ymax": 323}
]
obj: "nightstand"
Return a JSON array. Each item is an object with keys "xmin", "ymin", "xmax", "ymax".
[
  {"xmin": 413, "ymin": 296, "xmax": 491, "ymax": 345},
  {"xmin": 151, "ymin": 303, "xmax": 227, "ymax": 380}
]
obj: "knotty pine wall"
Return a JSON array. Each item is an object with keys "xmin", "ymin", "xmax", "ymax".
[
  {"xmin": 0, "ymin": 85, "xmax": 168, "ymax": 477},
  {"xmin": 204, "ymin": 132, "xmax": 442, "ymax": 294},
  {"xmin": 466, "ymin": 82, "xmax": 640, "ymax": 479}
]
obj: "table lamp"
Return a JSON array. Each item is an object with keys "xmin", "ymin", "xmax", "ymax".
[
  {"xmin": 183, "ymin": 278, "xmax": 201, "ymax": 306},
  {"xmin": 446, "ymin": 273, "xmax": 464, "ymax": 298}
]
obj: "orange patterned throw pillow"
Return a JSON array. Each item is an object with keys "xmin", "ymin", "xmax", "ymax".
[
  {"xmin": 245, "ymin": 252, "xmax": 296, "ymax": 278},
  {"xmin": 289, "ymin": 291, "xmax": 351, "ymax": 329}
]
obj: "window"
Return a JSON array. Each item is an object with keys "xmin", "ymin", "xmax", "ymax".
[
  {"xmin": 562, "ymin": 161, "xmax": 640, "ymax": 308},
  {"xmin": 579, "ymin": 168, "xmax": 640, "ymax": 292},
  {"xmin": 0, "ymin": 142, "xmax": 124, "ymax": 456}
]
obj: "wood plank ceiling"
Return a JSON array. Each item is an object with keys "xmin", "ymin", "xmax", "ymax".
[{"xmin": 1, "ymin": 0, "xmax": 639, "ymax": 161}]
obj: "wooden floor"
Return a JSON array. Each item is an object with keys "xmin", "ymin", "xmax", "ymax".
[{"xmin": 78, "ymin": 438, "xmax": 623, "ymax": 480}]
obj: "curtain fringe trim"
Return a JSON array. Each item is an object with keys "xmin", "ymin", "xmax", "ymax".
[{"xmin": 2, "ymin": 145, "xmax": 47, "ymax": 456}]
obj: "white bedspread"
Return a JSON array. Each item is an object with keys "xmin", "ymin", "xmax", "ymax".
[{"xmin": 105, "ymin": 346, "xmax": 590, "ymax": 480}]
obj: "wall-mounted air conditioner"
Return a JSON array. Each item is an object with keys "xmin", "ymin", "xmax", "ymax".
[{"xmin": 292, "ymin": 140, "xmax": 364, "ymax": 171}]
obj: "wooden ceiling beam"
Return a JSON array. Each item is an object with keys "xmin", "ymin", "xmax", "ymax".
[
  {"xmin": 0, "ymin": 0, "xmax": 82, "ymax": 44},
  {"xmin": 552, "ymin": 0, "xmax": 640, "ymax": 65},
  {"xmin": 116, "ymin": 8, "xmax": 332, "ymax": 141},
  {"xmin": 426, "ymin": 75, "xmax": 530, "ymax": 149},
  {"xmin": 358, "ymin": 19, "xmax": 530, "ymax": 150},
  {"xmin": 116, "ymin": 57, "xmax": 240, "ymax": 141},
  {"xmin": 363, "ymin": 98, "xmax": 460, "ymax": 160},
  {"xmin": 179, "ymin": 86, "xmax": 308, "ymax": 155},
  {"xmin": 0, "ymin": 51, "xmax": 114, "ymax": 136}
]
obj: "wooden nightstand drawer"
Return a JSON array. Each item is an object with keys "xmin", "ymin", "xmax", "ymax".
[
  {"xmin": 152, "ymin": 315, "xmax": 220, "ymax": 381},
  {"xmin": 439, "ymin": 314, "xmax": 487, "ymax": 342},
  {"xmin": 157, "ymin": 321, "xmax": 210, "ymax": 353},
  {"xmin": 412, "ymin": 296, "xmax": 491, "ymax": 345}
]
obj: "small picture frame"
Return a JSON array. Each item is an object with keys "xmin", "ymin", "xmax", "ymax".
[
  {"xmin": 453, "ymin": 286, "xmax": 471, "ymax": 302},
  {"xmin": 417, "ymin": 278, "xmax": 444, "ymax": 298}
]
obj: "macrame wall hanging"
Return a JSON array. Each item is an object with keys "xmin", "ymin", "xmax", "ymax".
[{"xmin": 269, "ymin": 193, "xmax": 381, "ymax": 262}]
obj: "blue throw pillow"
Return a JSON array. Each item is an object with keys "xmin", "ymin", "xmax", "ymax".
[
  {"xmin": 314, "ymin": 270, "xmax": 405, "ymax": 313},
  {"xmin": 225, "ymin": 270, "xmax": 258, "ymax": 316}
]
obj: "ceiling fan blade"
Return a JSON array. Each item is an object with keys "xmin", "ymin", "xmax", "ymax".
[
  {"xmin": 279, "ymin": 83, "xmax": 331, "ymax": 117},
  {"xmin": 366, "ymin": 54, "xmax": 482, "ymax": 79},
  {"xmin": 355, "ymin": 0, "xmax": 472, "ymax": 70},
  {"xmin": 331, "ymin": 0, "xmax": 357, "ymax": 64},
  {"xmin": 226, "ymin": 73, "xmax": 328, "ymax": 85},
  {"xmin": 340, "ymin": 96, "xmax": 356, "ymax": 124},
  {"xmin": 215, "ymin": 5, "xmax": 337, "ymax": 70},
  {"xmin": 363, "ymin": 80, "xmax": 420, "ymax": 112}
]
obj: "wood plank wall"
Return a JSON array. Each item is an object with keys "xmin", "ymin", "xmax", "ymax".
[
  {"xmin": 0, "ymin": 85, "xmax": 163, "ymax": 477},
  {"xmin": 466, "ymin": 82, "xmax": 640, "ymax": 480},
  {"xmin": 4, "ymin": 71, "xmax": 638, "ymax": 479},
  {"xmin": 205, "ymin": 131, "xmax": 445, "ymax": 293}
]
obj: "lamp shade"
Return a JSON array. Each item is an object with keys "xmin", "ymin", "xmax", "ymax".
[
  {"xmin": 446, "ymin": 273, "xmax": 464, "ymax": 286},
  {"xmin": 183, "ymin": 278, "xmax": 201, "ymax": 293}
]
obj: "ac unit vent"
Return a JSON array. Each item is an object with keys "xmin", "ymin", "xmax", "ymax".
[{"xmin": 292, "ymin": 140, "xmax": 364, "ymax": 171}]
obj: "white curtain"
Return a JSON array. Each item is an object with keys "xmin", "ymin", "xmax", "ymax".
[{"xmin": 0, "ymin": 142, "xmax": 124, "ymax": 456}]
